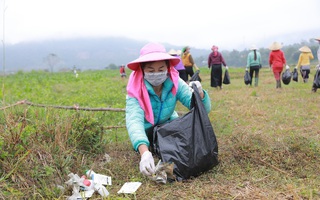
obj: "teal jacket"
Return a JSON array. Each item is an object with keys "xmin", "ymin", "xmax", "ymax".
[
  {"xmin": 126, "ymin": 78, "xmax": 211, "ymax": 151},
  {"xmin": 247, "ymin": 50, "xmax": 261, "ymax": 68}
]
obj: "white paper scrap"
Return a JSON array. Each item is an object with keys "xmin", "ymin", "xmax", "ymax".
[
  {"xmin": 117, "ymin": 182, "xmax": 142, "ymax": 194},
  {"xmin": 92, "ymin": 174, "xmax": 112, "ymax": 185}
]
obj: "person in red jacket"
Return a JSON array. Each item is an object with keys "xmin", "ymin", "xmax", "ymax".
[
  {"xmin": 119, "ymin": 64, "xmax": 127, "ymax": 79},
  {"xmin": 269, "ymin": 42, "xmax": 286, "ymax": 89}
]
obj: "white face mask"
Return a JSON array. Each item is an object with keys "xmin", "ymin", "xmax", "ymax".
[{"xmin": 144, "ymin": 70, "xmax": 168, "ymax": 86}]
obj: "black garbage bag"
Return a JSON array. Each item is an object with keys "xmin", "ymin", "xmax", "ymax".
[
  {"xmin": 190, "ymin": 70, "xmax": 202, "ymax": 82},
  {"xmin": 153, "ymin": 84, "xmax": 219, "ymax": 181},
  {"xmin": 244, "ymin": 71, "xmax": 251, "ymax": 85},
  {"xmin": 282, "ymin": 69, "xmax": 292, "ymax": 85},
  {"xmin": 313, "ymin": 68, "xmax": 320, "ymax": 88},
  {"xmin": 292, "ymin": 68, "xmax": 298, "ymax": 82},
  {"xmin": 223, "ymin": 69, "xmax": 230, "ymax": 84}
]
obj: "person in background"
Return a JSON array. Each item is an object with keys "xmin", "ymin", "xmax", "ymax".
[
  {"xmin": 295, "ymin": 46, "xmax": 314, "ymax": 83},
  {"xmin": 208, "ymin": 45, "xmax": 228, "ymax": 89},
  {"xmin": 126, "ymin": 42, "xmax": 211, "ymax": 177},
  {"xmin": 181, "ymin": 46, "xmax": 197, "ymax": 81},
  {"xmin": 73, "ymin": 65, "xmax": 78, "ymax": 78},
  {"xmin": 120, "ymin": 64, "xmax": 127, "ymax": 79},
  {"xmin": 269, "ymin": 42, "xmax": 286, "ymax": 89},
  {"xmin": 312, "ymin": 37, "xmax": 320, "ymax": 92},
  {"xmin": 168, "ymin": 49, "xmax": 187, "ymax": 82},
  {"xmin": 246, "ymin": 45, "xmax": 262, "ymax": 87}
]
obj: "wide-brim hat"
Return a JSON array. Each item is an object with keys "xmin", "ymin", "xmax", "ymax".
[
  {"xmin": 168, "ymin": 49, "xmax": 178, "ymax": 55},
  {"xmin": 269, "ymin": 42, "xmax": 282, "ymax": 50},
  {"xmin": 127, "ymin": 43, "xmax": 180, "ymax": 71},
  {"xmin": 250, "ymin": 45, "xmax": 257, "ymax": 50},
  {"xmin": 299, "ymin": 46, "xmax": 311, "ymax": 53}
]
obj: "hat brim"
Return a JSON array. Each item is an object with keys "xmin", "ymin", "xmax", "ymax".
[
  {"xmin": 269, "ymin": 45, "xmax": 282, "ymax": 50},
  {"xmin": 269, "ymin": 42, "xmax": 282, "ymax": 51},
  {"xmin": 127, "ymin": 52, "xmax": 180, "ymax": 71},
  {"xmin": 299, "ymin": 47, "xmax": 311, "ymax": 53}
]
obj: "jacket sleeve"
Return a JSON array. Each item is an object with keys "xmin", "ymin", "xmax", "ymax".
[
  {"xmin": 282, "ymin": 51, "xmax": 286, "ymax": 65},
  {"xmin": 208, "ymin": 54, "xmax": 211, "ymax": 67},
  {"xmin": 269, "ymin": 53, "xmax": 273, "ymax": 66},
  {"xmin": 221, "ymin": 54, "xmax": 227, "ymax": 66},
  {"xmin": 258, "ymin": 52, "xmax": 262, "ymax": 65},
  {"xmin": 297, "ymin": 54, "xmax": 302, "ymax": 67},
  {"xmin": 310, "ymin": 52, "xmax": 314, "ymax": 60},
  {"xmin": 126, "ymin": 95, "xmax": 149, "ymax": 151},
  {"xmin": 189, "ymin": 54, "xmax": 195, "ymax": 65},
  {"xmin": 176, "ymin": 79, "xmax": 211, "ymax": 113},
  {"xmin": 246, "ymin": 53, "xmax": 251, "ymax": 68}
]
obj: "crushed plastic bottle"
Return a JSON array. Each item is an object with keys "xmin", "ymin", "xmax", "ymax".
[{"xmin": 149, "ymin": 160, "xmax": 175, "ymax": 184}]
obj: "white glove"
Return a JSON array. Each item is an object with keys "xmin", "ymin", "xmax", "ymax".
[
  {"xmin": 139, "ymin": 151, "xmax": 155, "ymax": 176},
  {"xmin": 225, "ymin": 66, "xmax": 229, "ymax": 70},
  {"xmin": 286, "ymin": 65, "xmax": 290, "ymax": 70},
  {"xmin": 189, "ymin": 81, "xmax": 204, "ymax": 97},
  {"xmin": 245, "ymin": 68, "xmax": 249, "ymax": 71}
]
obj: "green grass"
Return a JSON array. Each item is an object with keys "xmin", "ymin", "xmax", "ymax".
[{"xmin": 0, "ymin": 67, "xmax": 320, "ymax": 199}]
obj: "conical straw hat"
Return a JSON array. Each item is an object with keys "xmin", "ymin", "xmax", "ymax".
[
  {"xmin": 168, "ymin": 49, "xmax": 177, "ymax": 55},
  {"xmin": 269, "ymin": 42, "xmax": 282, "ymax": 50},
  {"xmin": 299, "ymin": 46, "xmax": 311, "ymax": 53}
]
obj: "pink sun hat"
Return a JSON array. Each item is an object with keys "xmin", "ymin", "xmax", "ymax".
[{"xmin": 127, "ymin": 43, "xmax": 180, "ymax": 71}]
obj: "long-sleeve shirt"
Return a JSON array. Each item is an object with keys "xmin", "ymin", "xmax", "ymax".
[
  {"xmin": 297, "ymin": 52, "xmax": 314, "ymax": 67},
  {"xmin": 173, "ymin": 55, "xmax": 185, "ymax": 70},
  {"xmin": 269, "ymin": 50, "xmax": 286, "ymax": 72},
  {"xmin": 247, "ymin": 50, "xmax": 261, "ymax": 68},
  {"xmin": 208, "ymin": 51, "xmax": 226, "ymax": 66},
  {"xmin": 126, "ymin": 78, "xmax": 211, "ymax": 151}
]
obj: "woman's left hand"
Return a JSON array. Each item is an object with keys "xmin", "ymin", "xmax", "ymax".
[{"xmin": 189, "ymin": 81, "xmax": 204, "ymax": 99}]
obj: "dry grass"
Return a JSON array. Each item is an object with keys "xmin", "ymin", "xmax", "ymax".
[{"xmin": 0, "ymin": 68, "xmax": 319, "ymax": 199}]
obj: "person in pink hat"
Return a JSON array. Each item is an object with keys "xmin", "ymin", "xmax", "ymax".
[
  {"xmin": 208, "ymin": 45, "xmax": 228, "ymax": 89},
  {"xmin": 126, "ymin": 42, "xmax": 211, "ymax": 177}
]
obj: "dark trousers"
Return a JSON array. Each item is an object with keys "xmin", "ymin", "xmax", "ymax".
[
  {"xmin": 211, "ymin": 64, "xmax": 222, "ymax": 87},
  {"xmin": 185, "ymin": 66, "xmax": 194, "ymax": 81},
  {"xmin": 249, "ymin": 65, "xmax": 260, "ymax": 85},
  {"xmin": 178, "ymin": 69, "xmax": 188, "ymax": 82},
  {"xmin": 300, "ymin": 69, "xmax": 310, "ymax": 81}
]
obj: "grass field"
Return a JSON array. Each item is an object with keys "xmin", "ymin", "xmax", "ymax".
[{"xmin": 0, "ymin": 67, "xmax": 319, "ymax": 200}]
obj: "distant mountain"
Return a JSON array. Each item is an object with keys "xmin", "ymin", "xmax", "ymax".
[
  {"xmin": 1, "ymin": 29, "xmax": 318, "ymax": 73},
  {"xmin": 1, "ymin": 37, "xmax": 211, "ymax": 72}
]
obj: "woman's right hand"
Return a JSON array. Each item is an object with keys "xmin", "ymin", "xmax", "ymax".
[{"xmin": 139, "ymin": 151, "xmax": 155, "ymax": 176}]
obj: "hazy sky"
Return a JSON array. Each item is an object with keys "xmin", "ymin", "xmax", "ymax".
[{"xmin": 1, "ymin": 0, "xmax": 320, "ymax": 50}]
